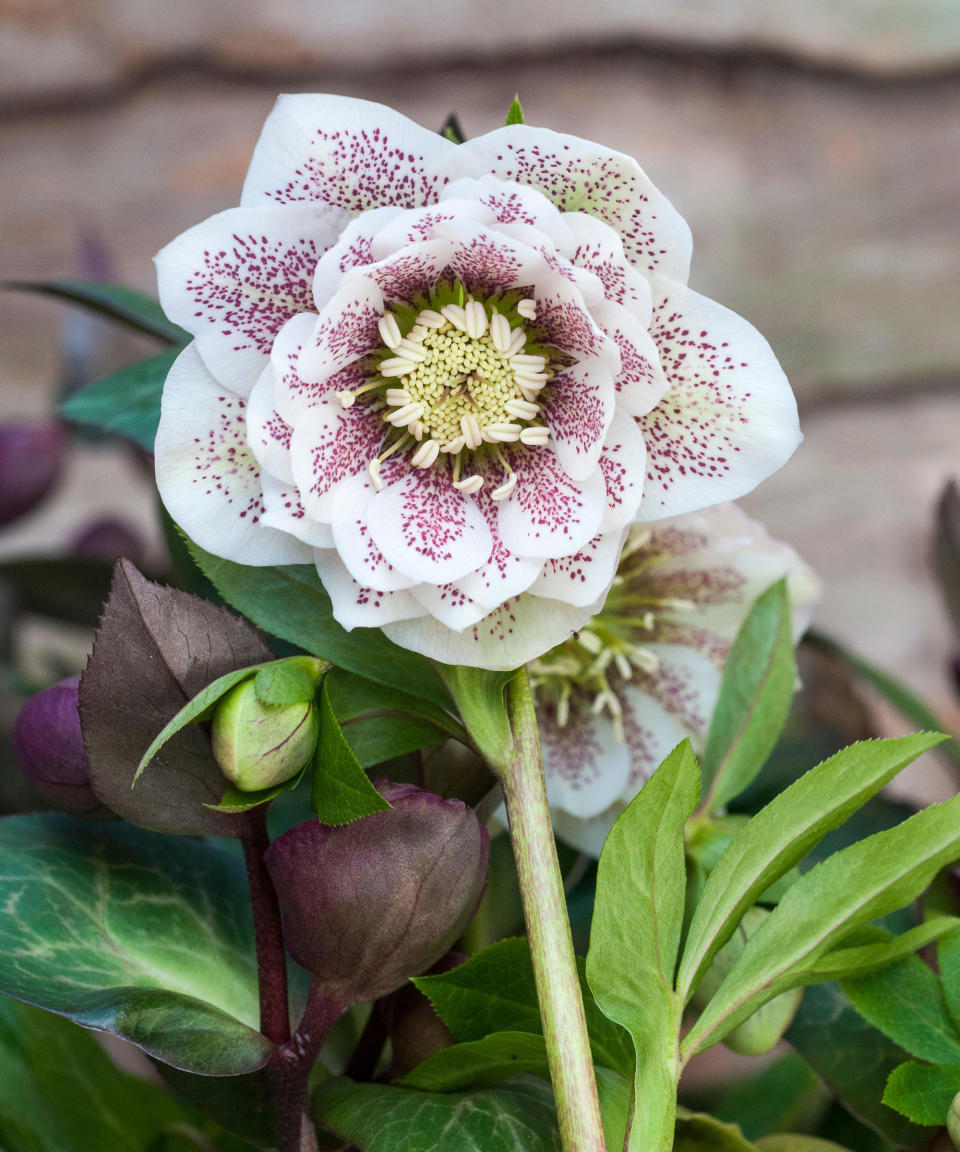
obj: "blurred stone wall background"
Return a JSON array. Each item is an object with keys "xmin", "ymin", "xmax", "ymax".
[{"xmin": 1, "ymin": 0, "xmax": 958, "ymax": 727}]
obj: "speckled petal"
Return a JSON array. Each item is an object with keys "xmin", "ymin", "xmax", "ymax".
[
  {"xmin": 383, "ymin": 592, "xmax": 599, "ymax": 670},
  {"xmin": 597, "ymin": 407, "xmax": 648, "ymax": 532},
  {"xmin": 241, "ymin": 93, "xmax": 453, "ymax": 210},
  {"xmin": 289, "ymin": 398, "xmax": 385, "ymax": 525},
  {"xmin": 366, "ymin": 466, "xmax": 493, "ymax": 585},
  {"xmin": 496, "ymin": 443, "xmax": 607, "ymax": 560},
  {"xmin": 313, "ymin": 550, "xmax": 425, "ymax": 630},
  {"xmin": 260, "ymin": 473, "xmax": 333, "ymax": 548},
  {"xmin": 439, "ymin": 176, "xmax": 578, "ymax": 253},
  {"xmin": 591, "ymin": 299, "xmax": 669, "ymax": 418},
  {"xmin": 625, "ymin": 644, "xmax": 721, "ymax": 744},
  {"xmin": 155, "ymin": 204, "xmax": 343, "ymax": 396},
  {"xmin": 528, "ymin": 527, "xmax": 626, "ymax": 608},
  {"xmin": 539, "ymin": 698, "xmax": 631, "ymax": 821},
  {"xmin": 635, "ymin": 276, "xmax": 802, "ymax": 520},
  {"xmin": 266, "ymin": 312, "xmax": 345, "ymax": 424},
  {"xmin": 534, "ymin": 277, "xmax": 620, "ymax": 371},
  {"xmin": 330, "ymin": 469, "xmax": 418, "ymax": 592},
  {"xmin": 155, "ymin": 344, "xmax": 311, "ymax": 565},
  {"xmin": 563, "ymin": 210, "xmax": 654, "ymax": 318},
  {"xmin": 455, "ymin": 472, "xmax": 544, "ymax": 609},
  {"xmin": 408, "ymin": 582, "xmax": 490, "ymax": 631},
  {"xmin": 247, "ymin": 364, "xmax": 295, "ymax": 483},
  {"xmin": 431, "ymin": 125, "xmax": 692, "ymax": 282},
  {"xmin": 540, "ymin": 359, "xmax": 616, "ymax": 481},
  {"xmin": 312, "ymin": 206, "xmax": 402, "ymax": 307},
  {"xmin": 298, "ymin": 275, "xmax": 384, "ymax": 384}
]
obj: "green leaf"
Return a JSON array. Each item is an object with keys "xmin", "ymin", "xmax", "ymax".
[
  {"xmin": 941, "ymin": 928, "xmax": 960, "ymax": 1033},
  {"xmin": 61, "ymin": 351, "xmax": 177, "ymax": 452},
  {"xmin": 254, "ymin": 656, "xmax": 325, "ymax": 705},
  {"xmin": 677, "ymin": 733, "xmax": 945, "ymax": 1004},
  {"xmin": 413, "ymin": 937, "xmax": 633, "ymax": 1078},
  {"xmin": 504, "ymin": 96, "xmax": 525, "ymax": 125},
  {"xmin": 883, "ymin": 1060, "xmax": 960, "ymax": 1125},
  {"xmin": 807, "ymin": 630, "xmax": 960, "ymax": 776},
  {"xmin": 683, "ymin": 790, "xmax": 960, "ymax": 1058},
  {"xmin": 587, "ymin": 740, "xmax": 700, "ymax": 1152},
  {"xmin": 674, "ymin": 1109, "xmax": 757, "ymax": 1151},
  {"xmin": 9, "ymin": 279, "xmax": 188, "ymax": 344},
  {"xmin": 0, "ymin": 998, "xmax": 190, "ymax": 1152},
  {"xmin": 843, "ymin": 954, "xmax": 960, "ymax": 1064},
  {"xmin": 400, "ymin": 1031, "xmax": 549, "ymax": 1091},
  {"xmin": 596, "ymin": 1067, "xmax": 631, "ymax": 1152},
  {"xmin": 710, "ymin": 1051, "xmax": 822, "ymax": 1142},
  {"xmin": 205, "ymin": 763, "xmax": 307, "ymax": 813},
  {"xmin": 756, "ymin": 1139, "xmax": 852, "ymax": 1152},
  {"xmin": 313, "ymin": 1075, "xmax": 561, "ymax": 1151},
  {"xmin": 702, "ymin": 581, "xmax": 797, "ymax": 811},
  {"xmin": 802, "ymin": 917, "xmax": 959, "ymax": 983},
  {"xmin": 786, "ymin": 982, "xmax": 927, "ymax": 1148},
  {"xmin": 186, "ymin": 544, "xmax": 453, "ymax": 713},
  {"xmin": 312, "ymin": 678, "xmax": 391, "ymax": 824},
  {"xmin": 0, "ymin": 814, "xmax": 271, "ymax": 1075},
  {"xmin": 442, "ymin": 665, "xmax": 517, "ymax": 774}
]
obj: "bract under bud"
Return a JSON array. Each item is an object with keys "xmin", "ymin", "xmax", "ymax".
[
  {"xmin": 211, "ymin": 679, "xmax": 317, "ymax": 792},
  {"xmin": 692, "ymin": 905, "xmax": 803, "ymax": 1057},
  {"xmin": 265, "ymin": 782, "xmax": 489, "ymax": 1004},
  {"xmin": 13, "ymin": 675, "xmax": 110, "ymax": 817}
]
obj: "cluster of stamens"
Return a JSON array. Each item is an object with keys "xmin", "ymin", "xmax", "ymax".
[
  {"xmin": 529, "ymin": 530, "xmax": 698, "ymax": 737},
  {"xmin": 336, "ymin": 295, "xmax": 552, "ymax": 501}
]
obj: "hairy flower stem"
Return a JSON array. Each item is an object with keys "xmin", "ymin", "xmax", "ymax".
[
  {"xmin": 269, "ymin": 980, "xmax": 346, "ymax": 1152},
  {"xmin": 501, "ymin": 670, "xmax": 606, "ymax": 1152},
  {"xmin": 241, "ymin": 810, "xmax": 291, "ymax": 1046}
]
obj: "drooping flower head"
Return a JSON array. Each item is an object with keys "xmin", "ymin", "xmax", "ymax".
[
  {"xmin": 155, "ymin": 95, "xmax": 801, "ymax": 669},
  {"xmin": 534, "ymin": 503, "xmax": 820, "ymax": 855}
]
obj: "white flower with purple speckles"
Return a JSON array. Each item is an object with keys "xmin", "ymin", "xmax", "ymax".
[
  {"xmin": 155, "ymin": 94, "xmax": 802, "ymax": 669},
  {"xmin": 533, "ymin": 503, "xmax": 821, "ymax": 855}
]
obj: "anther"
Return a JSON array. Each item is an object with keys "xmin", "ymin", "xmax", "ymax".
[
  {"xmin": 465, "ymin": 300, "xmax": 488, "ymax": 339},
  {"xmin": 378, "ymin": 314, "xmax": 402, "ymax": 349},
  {"xmin": 416, "ymin": 309, "xmax": 445, "ymax": 329},
  {"xmin": 367, "ymin": 459, "xmax": 383, "ymax": 490},
  {"xmin": 490, "ymin": 313, "xmax": 512, "ymax": 353},
  {"xmin": 453, "ymin": 475, "xmax": 484, "ymax": 495},
  {"xmin": 396, "ymin": 338, "xmax": 427, "ymax": 361},
  {"xmin": 440, "ymin": 304, "xmax": 469, "ymax": 332},
  {"xmin": 520, "ymin": 426, "xmax": 551, "ymax": 445},
  {"xmin": 336, "ymin": 390, "xmax": 356, "ymax": 409},
  {"xmin": 460, "ymin": 414, "xmax": 482, "ymax": 450},
  {"xmin": 505, "ymin": 399, "xmax": 541, "ymax": 420},
  {"xmin": 517, "ymin": 298, "xmax": 537, "ymax": 321},
  {"xmin": 385, "ymin": 388, "xmax": 411, "ymax": 405},
  {"xmin": 380, "ymin": 357, "xmax": 417, "ymax": 378},
  {"xmin": 386, "ymin": 401, "xmax": 424, "ymax": 427},
  {"xmin": 483, "ymin": 422, "xmax": 523, "ymax": 442},
  {"xmin": 411, "ymin": 439, "xmax": 440, "ymax": 469},
  {"xmin": 511, "ymin": 354, "xmax": 547, "ymax": 368},
  {"xmin": 614, "ymin": 653, "xmax": 633, "ymax": 680},
  {"xmin": 491, "ymin": 473, "xmax": 518, "ymax": 501},
  {"xmin": 441, "ymin": 435, "xmax": 466, "ymax": 455},
  {"xmin": 506, "ymin": 329, "xmax": 526, "ymax": 357}
]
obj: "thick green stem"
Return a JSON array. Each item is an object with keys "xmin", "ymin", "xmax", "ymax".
[{"xmin": 501, "ymin": 670, "xmax": 606, "ymax": 1152}]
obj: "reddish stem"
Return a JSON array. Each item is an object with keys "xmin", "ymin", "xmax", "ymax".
[{"xmin": 241, "ymin": 809, "xmax": 291, "ymax": 1046}]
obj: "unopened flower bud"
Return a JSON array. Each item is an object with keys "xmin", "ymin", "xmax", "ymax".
[
  {"xmin": 13, "ymin": 675, "xmax": 109, "ymax": 817},
  {"xmin": 692, "ymin": 905, "xmax": 803, "ymax": 1056},
  {"xmin": 391, "ymin": 951, "xmax": 464, "ymax": 1077},
  {"xmin": 265, "ymin": 782, "xmax": 489, "ymax": 1004},
  {"xmin": 0, "ymin": 420, "xmax": 65, "ymax": 527},
  {"xmin": 211, "ymin": 679, "xmax": 317, "ymax": 792},
  {"xmin": 71, "ymin": 516, "xmax": 147, "ymax": 568}
]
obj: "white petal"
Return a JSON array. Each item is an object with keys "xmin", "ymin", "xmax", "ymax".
[
  {"xmin": 155, "ymin": 204, "xmax": 342, "ymax": 396},
  {"xmin": 540, "ymin": 359, "xmax": 616, "ymax": 481},
  {"xmin": 312, "ymin": 206, "xmax": 403, "ymax": 308},
  {"xmin": 298, "ymin": 275, "xmax": 384, "ymax": 384},
  {"xmin": 409, "ymin": 582, "xmax": 491, "ymax": 631},
  {"xmin": 591, "ymin": 299, "xmax": 669, "ymax": 418},
  {"xmin": 246, "ymin": 364, "xmax": 294, "ymax": 483},
  {"xmin": 266, "ymin": 312, "xmax": 344, "ymax": 424},
  {"xmin": 366, "ymin": 466, "xmax": 493, "ymax": 585},
  {"xmin": 528, "ymin": 527, "xmax": 626, "ymax": 608},
  {"xmin": 597, "ymin": 407, "xmax": 648, "ymax": 532},
  {"xmin": 539, "ymin": 696, "xmax": 631, "ymax": 820},
  {"xmin": 382, "ymin": 592, "xmax": 600, "ymax": 670},
  {"xmin": 155, "ymin": 344, "xmax": 311, "ymax": 565},
  {"xmin": 330, "ymin": 469, "xmax": 418, "ymax": 592},
  {"xmin": 241, "ymin": 93, "xmax": 453, "ymax": 210},
  {"xmin": 563, "ymin": 210, "xmax": 654, "ymax": 319},
  {"xmin": 534, "ymin": 275, "xmax": 620, "ymax": 370},
  {"xmin": 431, "ymin": 124, "xmax": 692, "ymax": 282},
  {"xmin": 260, "ymin": 473, "xmax": 333, "ymax": 548},
  {"xmin": 496, "ymin": 443, "xmax": 607, "ymax": 560},
  {"xmin": 289, "ymin": 398, "xmax": 385, "ymax": 524},
  {"xmin": 439, "ymin": 175, "xmax": 577, "ymax": 253},
  {"xmin": 625, "ymin": 644, "xmax": 721, "ymax": 740},
  {"xmin": 313, "ymin": 550, "xmax": 425, "ymax": 630},
  {"xmin": 635, "ymin": 277, "xmax": 802, "ymax": 520}
]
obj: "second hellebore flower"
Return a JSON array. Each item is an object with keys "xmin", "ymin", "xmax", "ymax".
[
  {"xmin": 155, "ymin": 95, "xmax": 801, "ymax": 669},
  {"xmin": 532, "ymin": 503, "xmax": 820, "ymax": 855}
]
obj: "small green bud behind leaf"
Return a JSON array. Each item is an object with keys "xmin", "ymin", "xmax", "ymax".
[
  {"xmin": 950, "ymin": 1090, "xmax": 960, "ymax": 1150},
  {"xmin": 692, "ymin": 906, "xmax": 803, "ymax": 1056},
  {"xmin": 211, "ymin": 679, "xmax": 318, "ymax": 792}
]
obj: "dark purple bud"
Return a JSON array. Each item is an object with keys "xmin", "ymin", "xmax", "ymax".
[
  {"xmin": 265, "ymin": 782, "xmax": 488, "ymax": 1005},
  {"xmin": 71, "ymin": 517, "xmax": 147, "ymax": 568},
  {"xmin": 13, "ymin": 675, "xmax": 108, "ymax": 817},
  {"xmin": 0, "ymin": 420, "xmax": 65, "ymax": 527}
]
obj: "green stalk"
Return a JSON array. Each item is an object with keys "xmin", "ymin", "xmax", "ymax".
[{"xmin": 501, "ymin": 670, "xmax": 606, "ymax": 1152}]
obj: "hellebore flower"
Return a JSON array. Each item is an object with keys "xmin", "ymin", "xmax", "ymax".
[
  {"xmin": 13, "ymin": 674, "xmax": 109, "ymax": 817},
  {"xmin": 264, "ymin": 781, "xmax": 488, "ymax": 1005},
  {"xmin": 155, "ymin": 95, "xmax": 801, "ymax": 669},
  {"xmin": 531, "ymin": 503, "xmax": 820, "ymax": 855}
]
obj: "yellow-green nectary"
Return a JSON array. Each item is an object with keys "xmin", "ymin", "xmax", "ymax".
[{"xmin": 211, "ymin": 679, "xmax": 318, "ymax": 792}]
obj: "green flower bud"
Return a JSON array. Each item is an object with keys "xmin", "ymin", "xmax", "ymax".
[
  {"xmin": 949, "ymin": 1090, "xmax": 960, "ymax": 1150},
  {"xmin": 211, "ymin": 679, "xmax": 318, "ymax": 791},
  {"xmin": 692, "ymin": 905, "xmax": 803, "ymax": 1057}
]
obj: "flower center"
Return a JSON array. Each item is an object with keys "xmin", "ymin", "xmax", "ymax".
[{"xmin": 337, "ymin": 290, "xmax": 552, "ymax": 501}]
